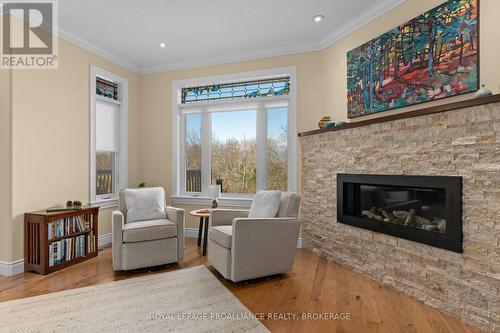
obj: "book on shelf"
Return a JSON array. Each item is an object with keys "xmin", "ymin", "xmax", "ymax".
[
  {"xmin": 48, "ymin": 234, "xmax": 95, "ymax": 267},
  {"xmin": 87, "ymin": 230, "xmax": 96, "ymax": 253},
  {"xmin": 47, "ymin": 216, "xmax": 91, "ymax": 240}
]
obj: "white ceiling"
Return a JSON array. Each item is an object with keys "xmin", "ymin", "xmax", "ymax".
[{"xmin": 58, "ymin": 0, "xmax": 405, "ymax": 74}]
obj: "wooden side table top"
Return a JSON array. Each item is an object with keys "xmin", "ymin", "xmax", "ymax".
[{"xmin": 190, "ymin": 209, "xmax": 210, "ymax": 218}]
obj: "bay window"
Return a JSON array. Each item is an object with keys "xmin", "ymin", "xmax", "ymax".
[{"xmin": 172, "ymin": 67, "xmax": 296, "ymax": 205}]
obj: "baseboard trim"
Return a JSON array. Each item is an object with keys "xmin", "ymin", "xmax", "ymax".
[
  {"xmin": 0, "ymin": 259, "xmax": 24, "ymax": 276},
  {"xmin": 297, "ymin": 238, "xmax": 303, "ymax": 248},
  {"xmin": 98, "ymin": 233, "xmax": 112, "ymax": 248},
  {"xmin": 0, "ymin": 233, "xmax": 113, "ymax": 277},
  {"xmin": 184, "ymin": 227, "xmax": 200, "ymax": 238},
  {"xmin": 184, "ymin": 227, "xmax": 303, "ymax": 248}
]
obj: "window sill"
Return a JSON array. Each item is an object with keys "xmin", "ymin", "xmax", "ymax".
[
  {"xmin": 91, "ymin": 198, "xmax": 118, "ymax": 209},
  {"xmin": 171, "ymin": 195, "xmax": 252, "ymax": 208}
]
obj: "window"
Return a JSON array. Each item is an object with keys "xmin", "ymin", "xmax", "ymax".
[
  {"xmin": 211, "ymin": 109, "xmax": 257, "ymax": 194},
  {"xmin": 185, "ymin": 113, "xmax": 201, "ymax": 192},
  {"xmin": 182, "ymin": 77, "xmax": 290, "ymax": 103},
  {"xmin": 267, "ymin": 107, "xmax": 288, "ymax": 191},
  {"xmin": 173, "ymin": 67, "xmax": 297, "ymax": 204},
  {"xmin": 90, "ymin": 66, "xmax": 128, "ymax": 206}
]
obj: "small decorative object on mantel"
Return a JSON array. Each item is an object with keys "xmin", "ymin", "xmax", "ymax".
[
  {"xmin": 318, "ymin": 116, "xmax": 332, "ymax": 129},
  {"xmin": 474, "ymin": 84, "xmax": 493, "ymax": 98},
  {"xmin": 209, "ymin": 184, "xmax": 221, "ymax": 208},
  {"xmin": 324, "ymin": 120, "xmax": 347, "ymax": 129}
]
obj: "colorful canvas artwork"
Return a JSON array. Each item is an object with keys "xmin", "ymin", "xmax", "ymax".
[{"xmin": 347, "ymin": 0, "xmax": 478, "ymax": 118}]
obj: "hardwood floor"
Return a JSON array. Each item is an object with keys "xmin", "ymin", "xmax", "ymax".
[{"xmin": 0, "ymin": 238, "xmax": 484, "ymax": 333}]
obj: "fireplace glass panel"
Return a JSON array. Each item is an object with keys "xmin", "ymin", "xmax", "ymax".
[{"xmin": 343, "ymin": 183, "xmax": 446, "ymax": 233}]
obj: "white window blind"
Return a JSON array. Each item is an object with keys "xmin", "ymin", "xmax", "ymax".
[{"xmin": 96, "ymin": 100, "xmax": 118, "ymax": 152}]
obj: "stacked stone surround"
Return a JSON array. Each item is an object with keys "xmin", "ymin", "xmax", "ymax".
[{"xmin": 300, "ymin": 102, "xmax": 500, "ymax": 332}]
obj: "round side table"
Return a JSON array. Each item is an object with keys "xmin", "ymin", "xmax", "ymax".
[{"xmin": 190, "ymin": 209, "xmax": 210, "ymax": 255}]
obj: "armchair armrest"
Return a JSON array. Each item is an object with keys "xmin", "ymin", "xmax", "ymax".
[
  {"xmin": 166, "ymin": 206, "xmax": 185, "ymax": 260},
  {"xmin": 111, "ymin": 210, "xmax": 125, "ymax": 271},
  {"xmin": 166, "ymin": 206, "xmax": 184, "ymax": 224},
  {"xmin": 230, "ymin": 218, "xmax": 302, "ymax": 282},
  {"xmin": 210, "ymin": 209, "xmax": 249, "ymax": 227}
]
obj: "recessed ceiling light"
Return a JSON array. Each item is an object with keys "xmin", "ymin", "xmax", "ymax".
[
  {"xmin": 159, "ymin": 42, "xmax": 166, "ymax": 48},
  {"xmin": 313, "ymin": 15, "xmax": 324, "ymax": 23}
]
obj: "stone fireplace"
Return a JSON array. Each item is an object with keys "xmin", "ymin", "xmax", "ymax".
[
  {"xmin": 299, "ymin": 96, "xmax": 500, "ymax": 332},
  {"xmin": 337, "ymin": 173, "xmax": 462, "ymax": 252}
]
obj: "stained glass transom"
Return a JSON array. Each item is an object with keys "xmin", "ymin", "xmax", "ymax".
[{"xmin": 181, "ymin": 77, "xmax": 290, "ymax": 104}]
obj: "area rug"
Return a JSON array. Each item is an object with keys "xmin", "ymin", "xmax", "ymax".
[{"xmin": 0, "ymin": 266, "xmax": 269, "ymax": 333}]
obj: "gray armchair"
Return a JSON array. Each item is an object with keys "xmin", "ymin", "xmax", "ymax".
[
  {"xmin": 207, "ymin": 192, "xmax": 302, "ymax": 282},
  {"xmin": 112, "ymin": 187, "xmax": 184, "ymax": 271}
]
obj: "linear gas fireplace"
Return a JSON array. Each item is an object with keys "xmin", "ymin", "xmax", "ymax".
[{"xmin": 337, "ymin": 174, "xmax": 462, "ymax": 252}]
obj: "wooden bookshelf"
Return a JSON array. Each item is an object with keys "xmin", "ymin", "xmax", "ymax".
[{"xmin": 24, "ymin": 206, "xmax": 99, "ymax": 275}]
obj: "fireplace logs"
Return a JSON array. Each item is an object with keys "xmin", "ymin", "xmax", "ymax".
[{"xmin": 360, "ymin": 207, "xmax": 446, "ymax": 233}]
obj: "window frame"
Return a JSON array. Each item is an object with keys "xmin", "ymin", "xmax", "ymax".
[
  {"xmin": 90, "ymin": 65, "xmax": 128, "ymax": 207},
  {"xmin": 171, "ymin": 67, "xmax": 297, "ymax": 207}
]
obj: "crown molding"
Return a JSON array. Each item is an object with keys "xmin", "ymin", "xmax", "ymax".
[
  {"xmin": 319, "ymin": 0, "xmax": 407, "ymax": 49},
  {"xmin": 57, "ymin": 29, "xmax": 143, "ymax": 74},
  {"xmin": 140, "ymin": 41, "xmax": 322, "ymax": 74},
  {"xmin": 2, "ymin": 10, "xmax": 142, "ymax": 74}
]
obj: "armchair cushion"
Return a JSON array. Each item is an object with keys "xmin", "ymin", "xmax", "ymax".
[
  {"xmin": 123, "ymin": 218, "xmax": 176, "ymax": 243},
  {"xmin": 209, "ymin": 225, "xmax": 233, "ymax": 249},
  {"xmin": 123, "ymin": 187, "xmax": 166, "ymax": 223},
  {"xmin": 248, "ymin": 190, "xmax": 281, "ymax": 218},
  {"xmin": 277, "ymin": 192, "xmax": 301, "ymax": 217}
]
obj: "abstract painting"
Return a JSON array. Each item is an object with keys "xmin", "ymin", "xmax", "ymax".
[{"xmin": 347, "ymin": 0, "xmax": 478, "ymax": 118}]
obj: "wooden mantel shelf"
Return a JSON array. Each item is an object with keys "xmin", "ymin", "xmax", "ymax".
[{"xmin": 298, "ymin": 94, "xmax": 500, "ymax": 137}]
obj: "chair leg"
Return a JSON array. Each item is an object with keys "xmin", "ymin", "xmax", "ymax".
[{"xmin": 197, "ymin": 217, "xmax": 203, "ymax": 247}]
